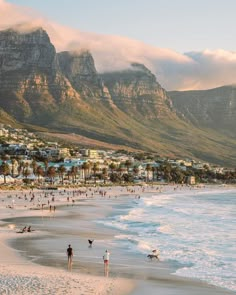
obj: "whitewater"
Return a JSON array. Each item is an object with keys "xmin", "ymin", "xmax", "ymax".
[{"xmin": 98, "ymin": 186, "xmax": 236, "ymax": 292}]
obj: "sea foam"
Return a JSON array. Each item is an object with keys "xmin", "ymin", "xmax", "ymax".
[{"xmin": 98, "ymin": 187, "xmax": 236, "ymax": 291}]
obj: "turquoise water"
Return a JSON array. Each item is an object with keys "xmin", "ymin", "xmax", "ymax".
[{"xmin": 97, "ymin": 187, "xmax": 236, "ymax": 291}]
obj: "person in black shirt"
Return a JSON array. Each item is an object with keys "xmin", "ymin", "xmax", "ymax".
[{"xmin": 67, "ymin": 244, "xmax": 73, "ymax": 269}]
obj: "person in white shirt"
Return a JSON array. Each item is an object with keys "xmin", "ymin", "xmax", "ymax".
[{"xmin": 103, "ymin": 250, "xmax": 110, "ymax": 276}]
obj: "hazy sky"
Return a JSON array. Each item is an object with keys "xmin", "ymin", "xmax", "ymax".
[
  {"xmin": 2, "ymin": 0, "xmax": 236, "ymax": 90},
  {"xmin": 6, "ymin": 0, "xmax": 236, "ymax": 53}
]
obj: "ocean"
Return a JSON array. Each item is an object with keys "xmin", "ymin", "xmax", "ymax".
[
  {"xmin": 5, "ymin": 186, "xmax": 236, "ymax": 292},
  {"xmin": 97, "ymin": 186, "xmax": 236, "ymax": 291}
]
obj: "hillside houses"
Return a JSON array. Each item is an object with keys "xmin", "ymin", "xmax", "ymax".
[{"xmin": 0, "ymin": 124, "xmax": 235, "ymax": 186}]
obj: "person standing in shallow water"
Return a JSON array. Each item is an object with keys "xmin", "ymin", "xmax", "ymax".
[
  {"xmin": 67, "ymin": 244, "xmax": 73, "ymax": 270},
  {"xmin": 103, "ymin": 249, "xmax": 110, "ymax": 277}
]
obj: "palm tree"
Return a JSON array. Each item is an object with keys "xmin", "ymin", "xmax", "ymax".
[
  {"xmin": 70, "ymin": 166, "xmax": 78, "ymax": 184},
  {"xmin": 92, "ymin": 162, "xmax": 99, "ymax": 184},
  {"xmin": 118, "ymin": 164, "xmax": 126, "ymax": 176},
  {"xmin": 17, "ymin": 160, "xmax": 24, "ymax": 176},
  {"xmin": 152, "ymin": 166, "xmax": 156, "ymax": 182},
  {"xmin": 0, "ymin": 161, "xmax": 10, "ymax": 184},
  {"xmin": 47, "ymin": 166, "xmax": 56, "ymax": 184},
  {"xmin": 81, "ymin": 162, "xmax": 90, "ymax": 184},
  {"xmin": 74, "ymin": 166, "xmax": 79, "ymax": 182},
  {"xmin": 172, "ymin": 167, "xmax": 185, "ymax": 184},
  {"xmin": 23, "ymin": 163, "xmax": 31, "ymax": 180},
  {"xmin": 10, "ymin": 157, "xmax": 16, "ymax": 177},
  {"xmin": 109, "ymin": 163, "xmax": 117, "ymax": 175},
  {"xmin": 133, "ymin": 165, "xmax": 139, "ymax": 178},
  {"xmin": 1, "ymin": 154, "xmax": 9, "ymax": 162},
  {"xmin": 124, "ymin": 160, "xmax": 132, "ymax": 173},
  {"xmin": 117, "ymin": 164, "xmax": 126, "ymax": 184},
  {"xmin": 31, "ymin": 160, "xmax": 38, "ymax": 175},
  {"xmin": 43, "ymin": 159, "xmax": 49, "ymax": 173},
  {"xmin": 35, "ymin": 166, "xmax": 44, "ymax": 183},
  {"xmin": 57, "ymin": 164, "xmax": 66, "ymax": 185},
  {"xmin": 164, "ymin": 163, "xmax": 172, "ymax": 183},
  {"xmin": 145, "ymin": 164, "xmax": 152, "ymax": 182},
  {"xmin": 101, "ymin": 167, "xmax": 108, "ymax": 184},
  {"xmin": 155, "ymin": 166, "xmax": 161, "ymax": 180}
]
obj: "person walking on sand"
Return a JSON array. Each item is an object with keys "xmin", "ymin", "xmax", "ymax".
[
  {"xmin": 103, "ymin": 249, "xmax": 110, "ymax": 276},
  {"xmin": 67, "ymin": 244, "xmax": 73, "ymax": 269}
]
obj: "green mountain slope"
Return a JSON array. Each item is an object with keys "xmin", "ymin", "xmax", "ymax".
[{"xmin": 0, "ymin": 28, "xmax": 236, "ymax": 166}]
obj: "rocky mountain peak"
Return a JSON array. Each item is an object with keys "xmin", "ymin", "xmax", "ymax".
[
  {"xmin": 130, "ymin": 62, "xmax": 154, "ymax": 75},
  {"xmin": 57, "ymin": 50, "xmax": 111, "ymax": 99},
  {"xmin": 0, "ymin": 27, "xmax": 50, "ymax": 44},
  {"xmin": 0, "ymin": 28, "xmax": 80, "ymax": 122},
  {"xmin": 101, "ymin": 63, "xmax": 163, "ymax": 97},
  {"xmin": 57, "ymin": 50, "xmax": 97, "ymax": 78},
  {"xmin": 100, "ymin": 62, "xmax": 172, "ymax": 119},
  {"xmin": 0, "ymin": 28, "xmax": 56, "ymax": 73}
]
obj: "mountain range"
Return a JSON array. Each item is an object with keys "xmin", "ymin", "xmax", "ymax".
[{"xmin": 0, "ymin": 28, "xmax": 235, "ymax": 166}]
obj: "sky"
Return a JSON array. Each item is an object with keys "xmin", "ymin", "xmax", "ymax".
[
  {"xmin": 5, "ymin": 0, "xmax": 236, "ymax": 52},
  {"xmin": 1, "ymin": 0, "xmax": 236, "ymax": 90}
]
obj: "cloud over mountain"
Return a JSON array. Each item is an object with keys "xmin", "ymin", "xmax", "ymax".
[{"xmin": 1, "ymin": 0, "xmax": 236, "ymax": 91}]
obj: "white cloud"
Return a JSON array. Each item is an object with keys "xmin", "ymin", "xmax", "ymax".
[{"xmin": 0, "ymin": 0, "xmax": 236, "ymax": 91}]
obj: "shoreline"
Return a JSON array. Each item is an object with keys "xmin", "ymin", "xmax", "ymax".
[
  {"xmin": 0, "ymin": 186, "xmax": 137, "ymax": 295},
  {"xmin": 0, "ymin": 185, "xmax": 235, "ymax": 294},
  {"xmin": 0, "ymin": 225, "xmax": 134, "ymax": 295}
]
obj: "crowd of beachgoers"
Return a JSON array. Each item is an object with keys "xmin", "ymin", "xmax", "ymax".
[
  {"xmin": 1, "ymin": 183, "xmax": 233, "ymax": 295},
  {"xmin": 0, "ymin": 184, "xmax": 165, "ymax": 295}
]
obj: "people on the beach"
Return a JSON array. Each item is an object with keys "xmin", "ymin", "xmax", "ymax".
[
  {"xmin": 103, "ymin": 249, "xmax": 110, "ymax": 276},
  {"xmin": 16, "ymin": 226, "xmax": 27, "ymax": 233},
  {"xmin": 16, "ymin": 225, "xmax": 35, "ymax": 233},
  {"xmin": 67, "ymin": 244, "xmax": 73, "ymax": 269}
]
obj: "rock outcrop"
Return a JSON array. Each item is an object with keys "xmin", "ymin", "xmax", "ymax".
[
  {"xmin": 169, "ymin": 86, "xmax": 236, "ymax": 138},
  {"xmin": 57, "ymin": 50, "xmax": 111, "ymax": 99},
  {"xmin": 101, "ymin": 63, "xmax": 173, "ymax": 119},
  {"xmin": 0, "ymin": 28, "xmax": 80, "ymax": 124},
  {"xmin": 0, "ymin": 28, "xmax": 174, "ymax": 124}
]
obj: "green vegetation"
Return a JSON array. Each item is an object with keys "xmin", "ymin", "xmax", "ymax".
[{"xmin": 0, "ymin": 28, "xmax": 235, "ymax": 167}]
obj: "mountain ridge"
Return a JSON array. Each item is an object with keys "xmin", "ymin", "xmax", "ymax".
[
  {"xmin": 0, "ymin": 28, "xmax": 236, "ymax": 166},
  {"xmin": 169, "ymin": 85, "xmax": 236, "ymax": 138}
]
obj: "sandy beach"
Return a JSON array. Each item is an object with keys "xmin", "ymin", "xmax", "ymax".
[
  {"xmin": 0, "ymin": 232, "xmax": 133, "ymax": 295},
  {"xmin": 0, "ymin": 186, "xmax": 135, "ymax": 295},
  {"xmin": 0, "ymin": 185, "xmax": 235, "ymax": 295}
]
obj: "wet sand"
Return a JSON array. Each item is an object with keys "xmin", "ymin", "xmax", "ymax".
[{"xmin": 0, "ymin": 185, "xmax": 235, "ymax": 294}]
